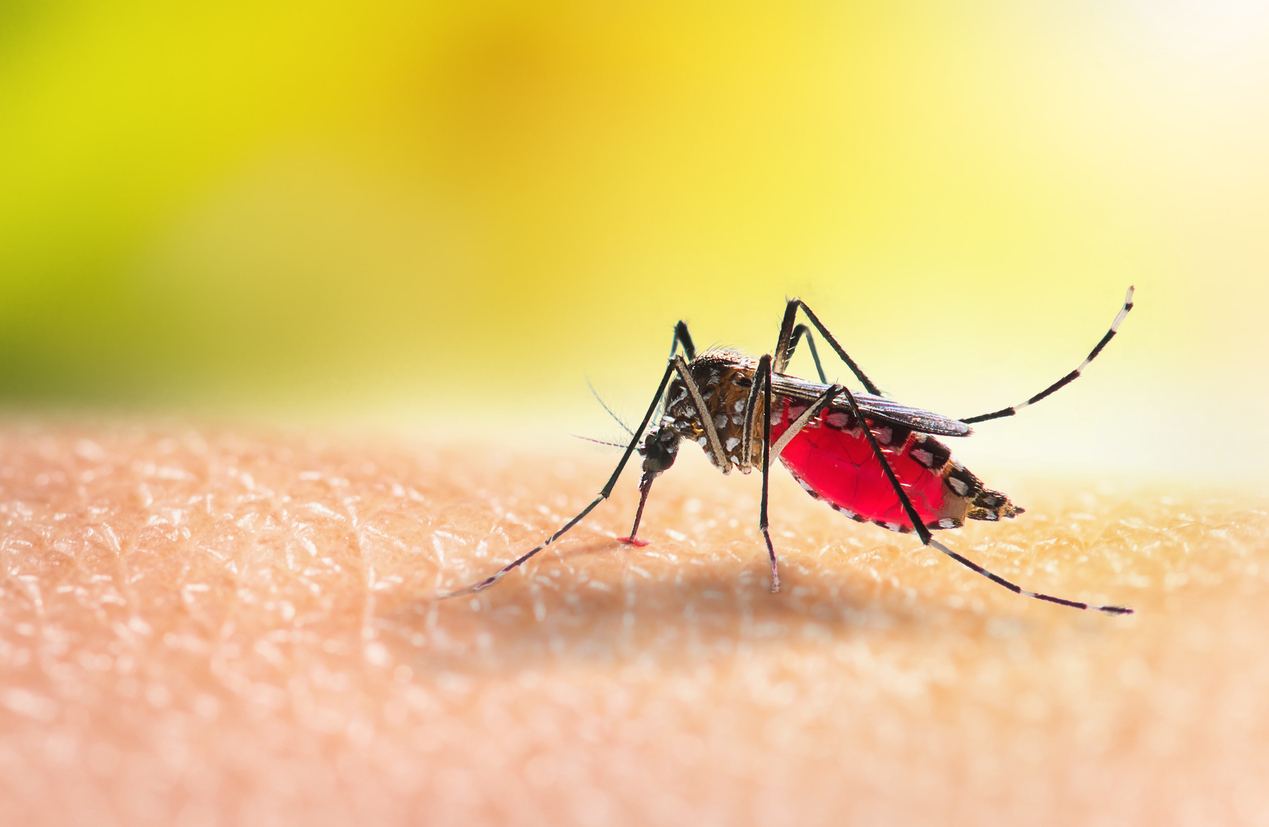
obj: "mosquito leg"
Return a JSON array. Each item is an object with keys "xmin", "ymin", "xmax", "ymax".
[
  {"xmin": 671, "ymin": 320, "xmax": 697, "ymax": 361},
  {"xmin": 616, "ymin": 352, "xmax": 720, "ymax": 542},
  {"xmin": 961, "ymin": 286, "xmax": 1135, "ymax": 424},
  {"xmin": 769, "ymin": 299, "xmax": 828, "ymax": 383},
  {"xmin": 773, "ymin": 299, "xmax": 885, "ymax": 395},
  {"xmin": 650, "ymin": 320, "xmax": 698, "ymax": 428},
  {"xmin": 746, "ymin": 357, "xmax": 847, "ymax": 591},
  {"xmin": 786, "ymin": 324, "xmax": 829, "ymax": 383},
  {"xmin": 618, "ymin": 318, "xmax": 710, "ymax": 545},
  {"xmin": 831, "ymin": 385, "xmax": 1134, "ymax": 615},
  {"xmin": 438, "ymin": 360, "xmax": 679, "ymax": 598},
  {"xmin": 740, "ymin": 352, "xmax": 769, "ymax": 470},
  {"xmin": 745, "ymin": 357, "xmax": 849, "ymax": 592},
  {"xmin": 924, "ymin": 537, "xmax": 1132, "ymax": 613},
  {"xmin": 753, "ymin": 355, "xmax": 782, "ymax": 592},
  {"xmin": 768, "ymin": 385, "xmax": 846, "ymax": 462},
  {"xmin": 742, "ymin": 376, "xmax": 844, "ymax": 470},
  {"xmin": 672, "ymin": 355, "xmax": 730, "ymax": 471}
]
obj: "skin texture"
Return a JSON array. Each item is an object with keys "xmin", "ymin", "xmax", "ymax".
[{"xmin": 1, "ymin": 421, "xmax": 1267, "ymax": 826}]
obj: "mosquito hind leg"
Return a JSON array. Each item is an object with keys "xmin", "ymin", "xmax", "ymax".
[
  {"xmin": 961, "ymin": 286, "xmax": 1134, "ymax": 424},
  {"xmin": 773, "ymin": 299, "xmax": 885, "ymax": 395},
  {"xmin": 829, "ymin": 383, "xmax": 1133, "ymax": 614},
  {"xmin": 783, "ymin": 324, "xmax": 829, "ymax": 383}
]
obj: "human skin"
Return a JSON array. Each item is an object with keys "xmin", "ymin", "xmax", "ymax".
[{"xmin": 0, "ymin": 420, "xmax": 1267, "ymax": 826}]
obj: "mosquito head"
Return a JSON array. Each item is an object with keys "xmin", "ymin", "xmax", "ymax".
[{"xmin": 637, "ymin": 424, "xmax": 680, "ymax": 481}]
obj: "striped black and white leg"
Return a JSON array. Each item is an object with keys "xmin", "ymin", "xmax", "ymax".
[
  {"xmin": 438, "ymin": 359, "xmax": 681, "ymax": 598},
  {"xmin": 773, "ymin": 299, "xmax": 885, "ymax": 395},
  {"xmin": 832, "ymin": 383, "xmax": 1134, "ymax": 614},
  {"xmin": 784, "ymin": 324, "xmax": 829, "ymax": 384},
  {"xmin": 745, "ymin": 356, "xmax": 849, "ymax": 592},
  {"xmin": 961, "ymin": 286, "xmax": 1134, "ymax": 425},
  {"xmin": 619, "ymin": 353, "xmax": 729, "ymax": 544}
]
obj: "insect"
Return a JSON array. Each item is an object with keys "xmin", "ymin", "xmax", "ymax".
[{"xmin": 446, "ymin": 287, "xmax": 1136, "ymax": 614}]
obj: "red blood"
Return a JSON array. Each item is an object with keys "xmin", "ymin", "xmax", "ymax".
[
  {"xmin": 771, "ymin": 399, "xmax": 946, "ymax": 529},
  {"xmin": 618, "ymin": 536, "xmax": 650, "ymax": 547}
]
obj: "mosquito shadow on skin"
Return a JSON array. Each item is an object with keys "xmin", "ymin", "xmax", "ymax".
[{"xmin": 372, "ymin": 561, "xmax": 981, "ymax": 678}]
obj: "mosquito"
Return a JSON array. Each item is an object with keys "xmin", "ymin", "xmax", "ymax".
[{"xmin": 445, "ymin": 287, "xmax": 1136, "ymax": 614}]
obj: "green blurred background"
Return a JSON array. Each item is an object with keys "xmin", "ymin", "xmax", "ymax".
[{"xmin": 2, "ymin": 2, "xmax": 1267, "ymax": 477}]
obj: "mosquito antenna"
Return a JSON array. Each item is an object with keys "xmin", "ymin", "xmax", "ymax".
[
  {"xmin": 587, "ymin": 377, "xmax": 635, "ymax": 436},
  {"xmin": 569, "ymin": 433, "xmax": 628, "ymax": 449}
]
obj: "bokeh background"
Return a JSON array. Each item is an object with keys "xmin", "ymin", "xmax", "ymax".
[{"xmin": 3, "ymin": 1, "xmax": 1267, "ymax": 478}]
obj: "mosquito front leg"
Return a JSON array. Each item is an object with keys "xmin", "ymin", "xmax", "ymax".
[
  {"xmin": 439, "ymin": 360, "xmax": 679, "ymax": 598},
  {"xmin": 960, "ymin": 286, "xmax": 1134, "ymax": 424},
  {"xmin": 621, "ymin": 351, "xmax": 725, "ymax": 545},
  {"xmin": 650, "ymin": 321, "xmax": 699, "ymax": 428},
  {"xmin": 672, "ymin": 355, "xmax": 729, "ymax": 471},
  {"xmin": 622, "ymin": 320, "xmax": 711, "ymax": 545}
]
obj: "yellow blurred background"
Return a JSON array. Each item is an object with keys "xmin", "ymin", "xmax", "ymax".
[{"xmin": 2, "ymin": 1, "xmax": 1267, "ymax": 478}]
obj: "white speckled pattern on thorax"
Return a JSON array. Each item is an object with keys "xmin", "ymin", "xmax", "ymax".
[
  {"xmin": 663, "ymin": 351, "xmax": 765, "ymax": 474},
  {"xmin": 663, "ymin": 350, "xmax": 1021, "ymax": 529}
]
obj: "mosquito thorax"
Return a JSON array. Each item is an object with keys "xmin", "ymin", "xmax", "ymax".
[{"xmin": 664, "ymin": 351, "xmax": 763, "ymax": 473}]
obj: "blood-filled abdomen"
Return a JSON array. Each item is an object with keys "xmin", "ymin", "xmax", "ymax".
[{"xmin": 770, "ymin": 398, "xmax": 1017, "ymax": 532}]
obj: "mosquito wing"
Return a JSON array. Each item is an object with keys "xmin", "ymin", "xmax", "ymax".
[{"xmin": 769, "ymin": 374, "xmax": 971, "ymax": 437}]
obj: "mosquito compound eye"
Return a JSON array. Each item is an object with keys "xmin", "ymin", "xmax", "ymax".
[{"xmin": 639, "ymin": 428, "xmax": 679, "ymax": 475}]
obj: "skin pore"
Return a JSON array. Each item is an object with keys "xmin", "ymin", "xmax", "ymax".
[{"xmin": 1, "ymin": 420, "xmax": 1267, "ymax": 825}]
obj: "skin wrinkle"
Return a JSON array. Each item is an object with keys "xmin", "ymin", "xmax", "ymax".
[{"xmin": 0, "ymin": 422, "xmax": 1266, "ymax": 826}]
